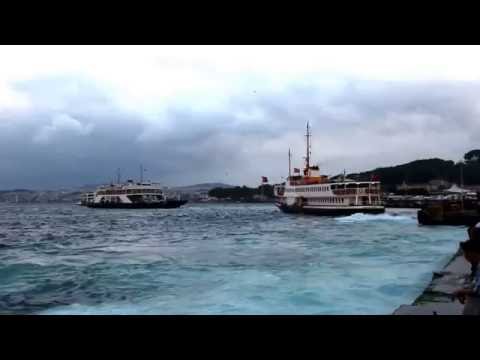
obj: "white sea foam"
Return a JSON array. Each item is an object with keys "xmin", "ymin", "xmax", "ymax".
[{"xmin": 335, "ymin": 212, "xmax": 416, "ymax": 223}]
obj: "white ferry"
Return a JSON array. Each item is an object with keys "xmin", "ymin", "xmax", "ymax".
[
  {"xmin": 80, "ymin": 180, "xmax": 187, "ymax": 209},
  {"xmin": 273, "ymin": 123, "xmax": 385, "ymax": 216}
]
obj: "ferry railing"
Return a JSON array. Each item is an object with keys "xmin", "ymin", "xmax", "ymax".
[{"xmin": 332, "ymin": 189, "xmax": 380, "ymax": 196}]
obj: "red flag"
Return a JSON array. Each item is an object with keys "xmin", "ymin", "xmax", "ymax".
[
  {"xmin": 293, "ymin": 168, "xmax": 300, "ymax": 173},
  {"xmin": 371, "ymin": 174, "xmax": 379, "ymax": 181},
  {"xmin": 261, "ymin": 176, "xmax": 268, "ymax": 183}
]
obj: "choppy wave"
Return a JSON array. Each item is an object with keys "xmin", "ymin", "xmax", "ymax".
[
  {"xmin": 0, "ymin": 203, "xmax": 464, "ymax": 314},
  {"xmin": 335, "ymin": 212, "xmax": 416, "ymax": 223}
]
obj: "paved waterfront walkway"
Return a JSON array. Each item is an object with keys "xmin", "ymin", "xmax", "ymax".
[{"xmin": 393, "ymin": 249, "xmax": 470, "ymax": 315}]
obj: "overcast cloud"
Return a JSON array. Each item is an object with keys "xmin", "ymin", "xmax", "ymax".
[{"xmin": 1, "ymin": 45, "xmax": 480, "ymax": 189}]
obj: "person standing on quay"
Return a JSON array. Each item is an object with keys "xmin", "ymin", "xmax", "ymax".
[{"xmin": 454, "ymin": 239, "xmax": 480, "ymax": 315}]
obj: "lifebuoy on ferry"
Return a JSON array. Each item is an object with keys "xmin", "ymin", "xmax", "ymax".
[
  {"xmin": 296, "ymin": 197, "xmax": 304, "ymax": 208},
  {"xmin": 286, "ymin": 197, "xmax": 296, "ymax": 206}
]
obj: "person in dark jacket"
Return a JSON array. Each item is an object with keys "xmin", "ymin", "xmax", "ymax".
[{"xmin": 454, "ymin": 240, "xmax": 480, "ymax": 315}]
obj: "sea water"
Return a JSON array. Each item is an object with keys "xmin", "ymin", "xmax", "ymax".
[{"xmin": 0, "ymin": 203, "xmax": 465, "ymax": 314}]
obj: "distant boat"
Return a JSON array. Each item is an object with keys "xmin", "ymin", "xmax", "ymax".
[
  {"xmin": 273, "ymin": 123, "xmax": 385, "ymax": 216},
  {"xmin": 80, "ymin": 180, "xmax": 187, "ymax": 209}
]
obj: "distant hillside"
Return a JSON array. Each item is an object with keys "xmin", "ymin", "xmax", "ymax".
[
  {"xmin": 208, "ymin": 185, "xmax": 274, "ymax": 201},
  {"xmin": 348, "ymin": 150, "xmax": 480, "ymax": 192},
  {"xmin": 0, "ymin": 190, "xmax": 82, "ymax": 203},
  {"xmin": 0, "ymin": 182, "xmax": 236, "ymax": 203},
  {"xmin": 170, "ymin": 183, "xmax": 236, "ymax": 193}
]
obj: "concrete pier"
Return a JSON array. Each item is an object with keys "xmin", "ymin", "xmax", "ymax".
[{"xmin": 393, "ymin": 248, "xmax": 471, "ymax": 315}]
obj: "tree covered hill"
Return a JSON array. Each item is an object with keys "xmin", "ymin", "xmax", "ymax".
[
  {"xmin": 349, "ymin": 150, "xmax": 480, "ymax": 192},
  {"xmin": 208, "ymin": 185, "xmax": 274, "ymax": 201},
  {"xmin": 208, "ymin": 150, "xmax": 480, "ymax": 198}
]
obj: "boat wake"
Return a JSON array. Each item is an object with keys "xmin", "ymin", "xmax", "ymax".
[{"xmin": 335, "ymin": 213, "xmax": 416, "ymax": 223}]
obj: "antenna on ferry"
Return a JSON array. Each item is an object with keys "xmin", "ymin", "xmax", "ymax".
[
  {"xmin": 117, "ymin": 168, "xmax": 121, "ymax": 185},
  {"xmin": 140, "ymin": 164, "xmax": 143, "ymax": 183},
  {"xmin": 288, "ymin": 148, "xmax": 292, "ymax": 178},
  {"xmin": 305, "ymin": 121, "xmax": 311, "ymax": 175}
]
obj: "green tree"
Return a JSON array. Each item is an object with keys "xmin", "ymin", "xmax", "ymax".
[{"xmin": 464, "ymin": 149, "xmax": 480, "ymax": 163}]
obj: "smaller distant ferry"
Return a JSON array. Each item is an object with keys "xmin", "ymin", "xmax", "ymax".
[
  {"xmin": 80, "ymin": 180, "xmax": 187, "ymax": 209},
  {"xmin": 273, "ymin": 123, "xmax": 385, "ymax": 216}
]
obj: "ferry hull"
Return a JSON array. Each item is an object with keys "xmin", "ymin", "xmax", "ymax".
[
  {"xmin": 86, "ymin": 200, "xmax": 188, "ymax": 209},
  {"xmin": 276, "ymin": 203, "xmax": 385, "ymax": 216}
]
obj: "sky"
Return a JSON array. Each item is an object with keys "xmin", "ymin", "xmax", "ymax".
[{"xmin": 1, "ymin": 45, "xmax": 480, "ymax": 189}]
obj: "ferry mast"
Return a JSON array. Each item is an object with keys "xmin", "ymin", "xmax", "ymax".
[{"xmin": 305, "ymin": 121, "xmax": 311, "ymax": 175}]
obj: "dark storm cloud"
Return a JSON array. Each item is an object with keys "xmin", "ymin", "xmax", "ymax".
[{"xmin": 1, "ymin": 76, "xmax": 480, "ymax": 189}]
